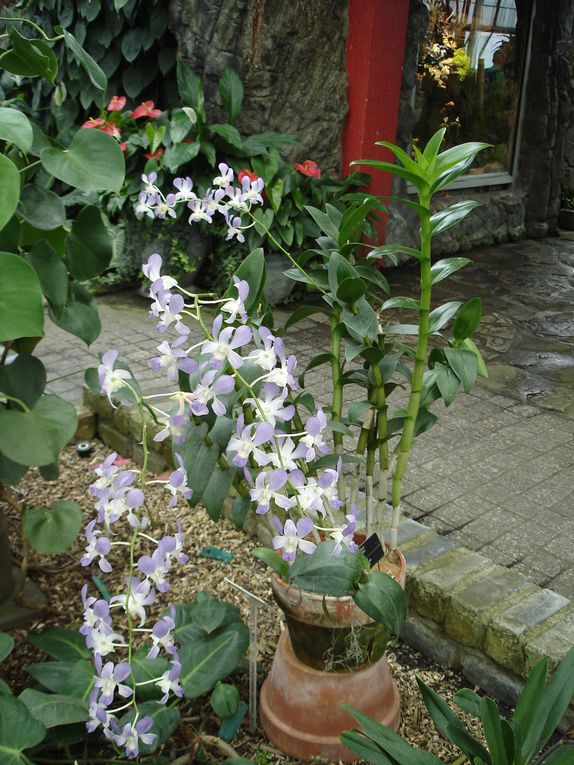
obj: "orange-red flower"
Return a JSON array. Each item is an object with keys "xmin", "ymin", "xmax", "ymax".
[
  {"xmin": 294, "ymin": 159, "xmax": 321, "ymax": 178},
  {"xmin": 107, "ymin": 95, "xmax": 126, "ymax": 112},
  {"xmin": 82, "ymin": 117, "xmax": 105, "ymax": 129},
  {"xmin": 120, "ymin": 141, "xmax": 127, "ymax": 152},
  {"xmin": 101, "ymin": 122, "xmax": 122, "ymax": 139},
  {"xmin": 238, "ymin": 168, "xmax": 259, "ymax": 184},
  {"xmin": 131, "ymin": 100, "xmax": 162, "ymax": 119},
  {"xmin": 144, "ymin": 147, "xmax": 164, "ymax": 160}
]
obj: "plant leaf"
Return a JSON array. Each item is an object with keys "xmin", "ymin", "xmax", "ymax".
[
  {"xmin": 430, "ymin": 257, "xmax": 471, "ymax": 285},
  {"xmin": 219, "ymin": 68, "xmax": 243, "ymax": 123},
  {"xmin": 0, "ymin": 695, "xmax": 46, "ymax": 764},
  {"xmin": 353, "ymin": 571, "xmax": 406, "ymax": 635},
  {"xmin": 0, "ymin": 107, "xmax": 33, "ymax": 154},
  {"xmin": 28, "ymin": 627, "xmax": 90, "ymax": 662},
  {"xmin": 23, "ymin": 500, "xmax": 82, "ymax": 555},
  {"xmin": 19, "ymin": 689, "xmax": 88, "ymax": 728},
  {"xmin": 65, "ymin": 205, "xmax": 113, "ymax": 281}
]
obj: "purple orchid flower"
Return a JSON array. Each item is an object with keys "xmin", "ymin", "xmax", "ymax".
[
  {"xmin": 93, "ymin": 658, "xmax": 133, "ymax": 705},
  {"xmin": 201, "ymin": 314, "xmax": 252, "ymax": 369},
  {"xmin": 272, "ymin": 516, "xmax": 317, "ymax": 562}
]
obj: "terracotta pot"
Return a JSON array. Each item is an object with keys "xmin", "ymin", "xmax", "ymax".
[{"xmin": 260, "ymin": 549, "xmax": 406, "ymax": 762}]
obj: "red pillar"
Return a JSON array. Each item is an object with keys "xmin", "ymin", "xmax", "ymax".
[{"xmin": 343, "ymin": 0, "xmax": 410, "ymax": 241}]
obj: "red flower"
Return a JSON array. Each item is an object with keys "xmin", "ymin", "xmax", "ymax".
[
  {"xmin": 144, "ymin": 147, "xmax": 164, "ymax": 160},
  {"xmin": 238, "ymin": 168, "xmax": 259, "ymax": 184},
  {"xmin": 107, "ymin": 95, "xmax": 126, "ymax": 112},
  {"xmin": 294, "ymin": 159, "xmax": 321, "ymax": 178},
  {"xmin": 101, "ymin": 122, "xmax": 121, "ymax": 139},
  {"xmin": 130, "ymin": 100, "xmax": 162, "ymax": 119},
  {"xmin": 82, "ymin": 117, "xmax": 105, "ymax": 129},
  {"xmin": 120, "ymin": 141, "xmax": 127, "ymax": 152}
]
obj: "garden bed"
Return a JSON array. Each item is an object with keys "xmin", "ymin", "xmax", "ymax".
[{"xmin": 1, "ymin": 440, "xmax": 497, "ymax": 765}]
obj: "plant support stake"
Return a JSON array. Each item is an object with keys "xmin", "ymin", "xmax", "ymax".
[{"xmin": 224, "ymin": 577, "xmax": 268, "ymax": 732}]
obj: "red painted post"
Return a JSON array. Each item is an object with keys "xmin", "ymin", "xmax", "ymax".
[{"xmin": 343, "ymin": 0, "xmax": 410, "ymax": 241}]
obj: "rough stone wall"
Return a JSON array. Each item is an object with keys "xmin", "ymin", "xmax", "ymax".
[
  {"xmin": 516, "ymin": 0, "xmax": 574, "ymax": 236},
  {"xmin": 168, "ymin": 0, "xmax": 349, "ymax": 174}
]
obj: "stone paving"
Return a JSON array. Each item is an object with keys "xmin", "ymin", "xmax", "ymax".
[{"xmin": 42, "ymin": 238, "xmax": 574, "ymax": 598}]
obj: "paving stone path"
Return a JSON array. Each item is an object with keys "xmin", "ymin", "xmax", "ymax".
[{"xmin": 42, "ymin": 239, "xmax": 574, "ymax": 598}]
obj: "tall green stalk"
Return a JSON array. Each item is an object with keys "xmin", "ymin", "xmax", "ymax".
[{"xmin": 390, "ymin": 191, "xmax": 432, "ymax": 550}]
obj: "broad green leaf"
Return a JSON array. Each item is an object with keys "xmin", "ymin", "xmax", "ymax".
[
  {"xmin": 252, "ymin": 548, "xmax": 289, "ymax": 578},
  {"xmin": 435, "ymin": 363, "xmax": 460, "ymax": 407},
  {"xmin": 0, "ymin": 108, "xmax": 33, "ymax": 154},
  {"xmin": 382, "ymin": 296, "xmax": 420, "ymax": 311},
  {"xmin": 338, "ymin": 197, "xmax": 382, "ymax": 250},
  {"xmin": 431, "ymin": 153, "xmax": 482, "ymax": 194},
  {"xmin": 0, "ymin": 354, "xmax": 46, "ymax": 409},
  {"xmin": 27, "ymin": 240, "xmax": 69, "ymax": 311},
  {"xmin": 374, "ymin": 140, "xmax": 420, "ymax": 174},
  {"xmin": 417, "ymin": 679, "xmax": 491, "ymax": 764},
  {"xmin": 41, "ymin": 128, "xmax": 125, "ymax": 193},
  {"xmin": 219, "ymin": 700, "xmax": 248, "ymax": 742},
  {"xmin": 18, "ymin": 184, "xmax": 66, "ymax": 231},
  {"xmin": 120, "ymin": 701, "xmax": 179, "ymax": 755},
  {"xmin": 444, "ymin": 348, "xmax": 478, "ymax": 393},
  {"xmin": 65, "ymin": 205, "xmax": 113, "ymax": 281},
  {"xmin": 49, "ymin": 282, "xmax": 101, "ymax": 345},
  {"xmin": 453, "ymin": 297, "xmax": 482, "ymax": 343},
  {"xmin": 210, "ymin": 123, "xmax": 243, "ymax": 150},
  {"xmin": 348, "ymin": 400, "xmax": 373, "ymax": 424},
  {"xmin": 57, "ymin": 28, "xmax": 107, "ymax": 91},
  {"xmin": 175, "ymin": 593, "xmax": 239, "ymax": 639},
  {"xmin": 367, "ymin": 244, "xmax": 422, "ymax": 263},
  {"xmin": 176, "ymin": 421, "xmax": 219, "ymax": 505},
  {"xmin": 462, "ymin": 338, "xmax": 488, "ymax": 378},
  {"xmin": 231, "ymin": 495, "xmax": 250, "ymax": 530},
  {"xmin": 429, "ymin": 301, "xmax": 462, "ymax": 334},
  {"xmin": 453, "ymin": 688, "xmax": 483, "ymax": 717},
  {"xmin": 268, "ymin": 178, "xmax": 284, "ymax": 213},
  {"xmin": 23, "ymin": 500, "xmax": 82, "ymax": 555},
  {"xmin": 0, "ymin": 155, "xmax": 21, "ymax": 233},
  {"xmin": 163, "ymin": 140, "xmax": 201, "ymax": 173},
  {"xmin": 202, "ymin": 466, "xmax": 234, "ymax": 522},
  {"xmin": 211, "ymin": 682, "xmax": 240, "ymax": 720},
  {"xmin": 539, "ymin": 747, "xmax": 574, "ymax": 765},
  {"xmin": 28, "ymin": 627, "xmax": 90, "ymax": 662},
  {"xmin": 340, "ymin": 730, "xmax": 397, "ymax": 765},
  {"xmin": 430, "ymin": 257, "xmax": 471, "ymax": 285},
  {"xmin": 0, "ymin": 695, "xmax": 46, "ymax": 764},
  {"xmin": 353, "ymin": 571, "xmax": 406, "ymax": 635},
  {"xmin": 229, "ymin": 248, "xmax": 266, "ymax": 313},
  {"xmin": 179, "ymin": 622, "xmax": 249, "ymax": 699},
  {"xmin": 1, "ymin": 28, "xmax": 57, "ymax": 81},
  {"xmin": 0, "ymin": 453, "xmax": 27, "ymax": 485},
  {"xmin": 2, "ymin": 216, "xmax": 21, "ymax": 253},
  {"xmin": 0, "ymin": 632, "xmax": 14, "ymax": 663},
  {"xmin": 0, "ymin": 252, "xmax": 44, "ymax": 342},
  {"xmin": 479, "ymin": 696, "xmax": 508, "ymax": 765},
  {"xmin": 430, "ymin": 201, "xmax": 481, "ymax": 237},
  {"xmin": 336, "ymin": 276, "xmax": 367, "ymax": 306},
  {"xmin": 27, "ymin": 660, "xmax": 93, "ymax": 700},
  {"xmin": 344, "ymin": 706, "xmax": 444, "ymax": 765},
  {"xmin": 219, "ymin": 68, "xmax": 244, "ymax": 123},
  {"xmin": 343, "ymin": 297, "xmax": 378, "ymax": 343},
  {"xmin": 169, "ymin": 110, "xmax": 194, "ymax": 143},
  {"xmin": 354, "ymin": 263, "xmax": 390, "ymax": 295},
  {"xmin": 19, "ymin": 689, "xmax": 88, "ymax": 728},
  {"xmin": 121, "ymin": 27, "xmax": 142, "ymax": 62},
  {"xmin": 298, "ymin": 352, "xmax": 336, "ymax": 387},
  {"xmin": 328, "ymin": 251, "xmax": 358, "ymax": 294},
  {"xmin": 516, "ymin": 647, "xmax": 574, "ymax": 765},
  {"xmin": 177, "ymin": 61, "xmax": 205, "ymax": 115},
  {"xmin": 286, "ymin": 541, "xmax": 368, "ymax": 596},
  {"xmin": 305, "ymin": 205, "xmax": 340, "ymax": 242},
  {"xmin": 422, "ymin": 128, "xmax": 447, "ymax": 164},
  {"xmin": 433, "ymin": 141, "xmax": 491, "ymax": 176},
  {"xmin": 351, "ymin": 158, "xmax": 429, "ymax": 191},
  {"xmin": 0, "ymin": 395, "xmax": 77, "ymax": 467},
  {"xmin": 129, "ymin": 650, "xmax": 169, "ymax": 701}
]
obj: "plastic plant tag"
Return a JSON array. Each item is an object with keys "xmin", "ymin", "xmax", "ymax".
[
  {"xmin": 359, "ymin": 533, "xmax": 384, "ymax": 568},
  {"xmin": 199, "ymin": 547, "xmax": 233, "ymax": 563}
]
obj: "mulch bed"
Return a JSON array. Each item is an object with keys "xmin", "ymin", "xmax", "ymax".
[{"xmin": 2, "ymin": 440, "xmax": 494, "ymax": 764}]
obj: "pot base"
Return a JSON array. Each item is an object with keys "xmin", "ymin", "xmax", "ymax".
[{"xmin": 260, "ymin": 630, "xmax": 401, "ymax": 763}]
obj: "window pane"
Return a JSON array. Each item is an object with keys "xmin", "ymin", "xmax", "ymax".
[{"xmin": 414, "ymin": 0, "xmax": 522, "ymax": 176}]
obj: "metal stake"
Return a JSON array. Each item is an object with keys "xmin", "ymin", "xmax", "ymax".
[{"xmin": 224, "ymin": 578, "xmax": 267, "ymax": 732}]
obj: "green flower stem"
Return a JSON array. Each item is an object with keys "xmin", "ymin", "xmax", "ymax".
[
  {"xmin": 246, "ymin": 210, "xmax": 328, "ymax": 296},
  {"xmin": 349, "ymin": 411, "xmax": 372, "ymax": 508},
  {"xmin": 372, "ymin": 363, "xmax": 389, "ymax": 542},
  {"xmin": 390, "ymin": 192, "xmax": 432, "ymax": 550},
  {"xmin": 19, "ymin": 160, "xmax": 41, "ymax": 174},
  {"xmin": 46, "ymin": 368, "xmax": 84, "ymax": 384},
  {"xmin": 330, "ymin": 311, "xmax": 345, "ymax": 499},
  {"xmin": 0, "ymin": 391, "xmax": 30, "ymax": 412},
  {"xmin": 0, "ymin": 16, "xmax": 64, "ymax": 41}
]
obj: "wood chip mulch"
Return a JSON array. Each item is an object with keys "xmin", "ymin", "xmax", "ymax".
[{"xmin": 1, "ymin": 440, "xmax": 492, "ymax": 764}]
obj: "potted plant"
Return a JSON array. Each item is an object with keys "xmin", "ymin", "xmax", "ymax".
[{"xmin": 104, "ymin": 128, "xmax": 489, "ymax": 760}]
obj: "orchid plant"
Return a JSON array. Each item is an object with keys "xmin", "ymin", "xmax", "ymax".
[{"xmin": 131, "ymin": 128, "xmax": 489, "ymax": 560}]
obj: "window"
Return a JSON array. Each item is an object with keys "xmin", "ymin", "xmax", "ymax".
[{"xmin": 413, "ymin": 0, "xmax": 529, "ymax": 187}]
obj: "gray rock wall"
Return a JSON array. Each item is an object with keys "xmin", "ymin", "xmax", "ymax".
[{"xmin": 168, "ymin": 0, "xmax": 349, "ymax": 174}]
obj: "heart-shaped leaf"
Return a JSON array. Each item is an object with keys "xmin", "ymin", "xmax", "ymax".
[
  {"xmin": 65, "ymin": 205, "xmax": 113, "ymax": 281},
  {"xmin": 0, "ymin": 252, "xmax": 44, "ymax": 342},
  {"xmin": 0, "ymin": 632, "xmax": 14, "ymax": 663},
  {"xmin": 19, "ymin": 689, "xmax": 88, "ymax": 728},
  {"xmin": 23, "ymin": 500, "xmax": 82, "ymax": 554},
  {"xmin": 27, "ymin": 240, "xmax": 69, "ymax": 311},
  {"xmin": 28, "ymin": 627, "xmax": 90, "ymax": 661},
  {"xmin": 41, "ymin": 128, "xmax": 124, "ymax": 193},
  {"xmin": 0, "ymin": 108, "xmax": 33, "ymax": 154},
  {"xmin": 1, "ymin": 28, "xmax": 57, "ymax": 81},
  {"xmin": 49, "ymin": 282, "xmax": 101, "ymax": 346},
  {"xmin": 0, "ymin": 394, "xmax": 77, "ymax": 467},
  {"xmin": 0, "ymin": 695, "xmax": 46, "ymax": 764},
  {"xmin": 0, "ymin": 156, "xmax": 21, "ymax": 234},
  {"xmin": 18, "ymin": 185, "xmax": 66, "ymax": 231},
  {"xmin": 0, "ymin": 354, "xmax": 46, "ymax": 409}
]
